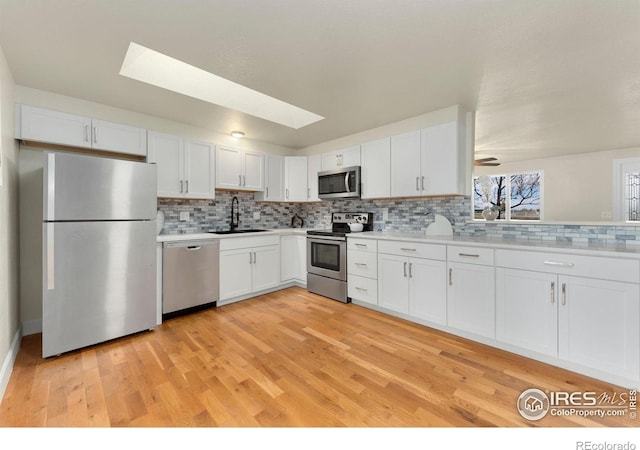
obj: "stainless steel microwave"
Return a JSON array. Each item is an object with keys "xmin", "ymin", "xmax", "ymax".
[{"xmin": 318, "ymin": 166, "xmax": 361, "ymax": 200}]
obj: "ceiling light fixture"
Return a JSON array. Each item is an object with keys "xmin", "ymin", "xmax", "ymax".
[
  {"xmin": 119, "ymin": 42, "xmax": 324, "ymax": 129},
  {"xmin": 230, "ymin": 131, "xmax": 245, "ymax": 138}
]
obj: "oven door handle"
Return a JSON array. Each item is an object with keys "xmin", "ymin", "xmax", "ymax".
[{"xmin": 307, "ymin": 236, "xmax": 347, "ymax": 242}]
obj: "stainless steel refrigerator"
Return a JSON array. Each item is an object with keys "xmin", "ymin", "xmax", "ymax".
[{"xmin": 42, "ymin": 151, "xmax": 157, "ymax": 357}]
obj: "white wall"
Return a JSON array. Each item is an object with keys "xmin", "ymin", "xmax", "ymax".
[
  {"xmin": 15, "ymin": 86, "xmax": 294, "ymax": 156},
  {"xmin": 475, "ymin": 147, "xmax": 640, "ymax": 222},
  {"xmin": 0, "ymin": 44, "xmax": 20, "ymax": 402}
]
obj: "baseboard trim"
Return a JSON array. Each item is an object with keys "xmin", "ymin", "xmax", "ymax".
[{"xmin": 0, "ymin": 327, "xmax": 22, "ymax": 404}]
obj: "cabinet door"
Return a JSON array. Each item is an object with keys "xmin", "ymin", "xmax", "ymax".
[
  {"xmin": 390, "ymin": 131, "xmax": 421, "ymax": 197},
  {"xmin": 284, "ymin": 156, "xmax": 308, "ymax": 201},
  {"xmin": 216, "ymin": 146, "xmax": 243, "ymax": 189},
  {"xmin": 496, "ymin": 268, "xmax": 558, "ymax": 357},
  {"xmin": 243, "ymin": 151, "xmax": 264, "ymax": 191},
  {"xmin": 260, "ymin": 154, "xmax": 285, "ymax": 201},
  {"xmin": 91, "ymin": 119, "xmax": 147, "ymax": 156},
  {"xmin": 421, "ymin": 121, "xmax": 463, "ymax": 195},
  {"xmin": 19, "ymin": 105, "xmax": 92, "ymax": 149},
  {"xmin": 378, "ymin": 254, "xmax": 409, "ymax": 314},
  {"xmin": 184, "ymin": 139, "xmax": 215, "ymax": 199},
  {"xmin": 219, "ymin": 249, "xmax": 253, "ymax": 300},
  {"xmin": 307, "ymin": 154, "xmax": 322, "ymax": 201},
  {"xmin": 321, "ymin": 151, "xmax": 340, "ymax": 171},
  {"xmin": 447, "ymin": 262, "xmax": 495, "ymax": 339},
  {"xmin": 409, "ymin": 258, "xmax": 447, "ymax": 325},
  {"xmin": 340, "ymin": 146, "xmax": 361, "ymax": 167},
  {"xmin": 559, "ymin": 276, "xmax": 639, "ymax": 380},
  {"xmin": 361, "ymin": 138, "xmax": 390, "ymax": 199},
  {"xmin": 280, "ymin": 235, "xmax": 298, "ymax": 282},
  {"xmin": 295, "ymin": 236, "xmax": 307, "ymax": 282},
  {"xmin": 253, "ymin": 245, "xmax": 281, "ymax": 292},
  {"xmin": 148, "ymin": 131, "xmax": 184, "ymax": 198}
]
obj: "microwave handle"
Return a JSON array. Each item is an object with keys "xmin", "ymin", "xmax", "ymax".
[{"xmin": 345, "ymin": 172, "xmax": 350, "ymax": 193}]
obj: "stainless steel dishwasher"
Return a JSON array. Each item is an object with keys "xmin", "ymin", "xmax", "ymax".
[{"xmin": 162, "ymin": 240, "xmax": 219, "ymax": 315}]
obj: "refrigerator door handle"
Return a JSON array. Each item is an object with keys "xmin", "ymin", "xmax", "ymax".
[{"xmin": 47, "ymin": 225, "xmax": 55, "ymax": 290}]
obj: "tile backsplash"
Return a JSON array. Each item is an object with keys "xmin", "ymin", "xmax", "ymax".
[{"xmin": 158, "ymin": 192, "xmax": 640, "ymax": 245}]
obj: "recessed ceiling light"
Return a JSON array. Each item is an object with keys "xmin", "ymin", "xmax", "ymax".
[
  {"xmin": 230, "ymin": 131, "xmax": 245, "ymax": 138},
  {"xmin": 119, "ymin": 42, "xmax": 324, "ymax": 129}
]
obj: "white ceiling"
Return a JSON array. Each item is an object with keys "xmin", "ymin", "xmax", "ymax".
[{"xmin": 0, "ymin": 0, "xmax": 638, "ymax": 162}]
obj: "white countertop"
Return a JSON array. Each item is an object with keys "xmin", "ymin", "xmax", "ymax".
[
  {"xmin": 157, "ymin": 228, "xmax": 312, "ymax": 243},
  {"xmin": 348, "ymin": 231, "xmax": 640, "ymax": 259}
]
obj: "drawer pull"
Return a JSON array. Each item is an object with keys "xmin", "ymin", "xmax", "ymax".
[
  {"xmin": 550, "ymin": 281, "xmax": 555, "ymax": 304},
  {"xmin": 409, "ymin": 262, "xmax": 413, "ymax": 278},
  {"xmin": 404, "ymin": 262, "xmax": 407, "ymax": 277},
  {"xmin": 400, "ymin": 248, "xmax": 417, "ymax": 252},
  {"xmin": 355, "ymin": 243, "xmax": 367, "ymax": 248},
  {"xmin": 458, "ymin": 253, "xmax": 479, "ymax": 258},
  {"xmin": 449, "ymin": 268, "xmax": 453, "ymax": 286},
  {"xmin": 355, "ymin": 286, "xmax": 368, "ymax": 292},
  {"xmin": 562, "ymin": 283, "xmax": 567, "ymax": 305},
  {"xmin": 355, "ymin": 262, "xmax": 368, "ymax": 267},
  {"xmin": 544, "ymin": 261, "xmax": 575, "ymax": 268}
]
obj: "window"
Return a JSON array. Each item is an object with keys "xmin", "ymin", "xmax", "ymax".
[
  {"xmin": 613, "ymin": 158, "xmax": 640, "ymax": 222},
  {"xmin": 473, "ymin": 172, "xmax": 543, "ymax": 221}
]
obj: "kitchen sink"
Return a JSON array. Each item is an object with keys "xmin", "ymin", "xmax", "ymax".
[{"xmin": 208, "ymin": 229, "xmax": 268, "ymax": 235}]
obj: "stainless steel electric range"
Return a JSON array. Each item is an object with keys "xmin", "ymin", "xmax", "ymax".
[{"xmin": 306, "ymin": 212, "xmax": 373, "ymax": 303}]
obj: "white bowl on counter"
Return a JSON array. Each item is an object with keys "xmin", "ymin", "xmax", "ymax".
[{"xmin": 348, "ymin": 223, "xmax": 364, "ymax": 232}]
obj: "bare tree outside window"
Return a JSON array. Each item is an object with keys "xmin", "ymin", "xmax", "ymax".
[{"xmin": 474, "ymin": 172, "xmax": 542, "ymax": 221}]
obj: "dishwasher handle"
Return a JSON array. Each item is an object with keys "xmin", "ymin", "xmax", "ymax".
[{"xmin": 186, "ymin": 246, "xmax": 201, "ymax": 251}]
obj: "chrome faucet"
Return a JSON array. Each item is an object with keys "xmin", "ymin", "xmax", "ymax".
[{"xmin": 230, "ymin": 196, "xmax": 240, "ymax": 231}]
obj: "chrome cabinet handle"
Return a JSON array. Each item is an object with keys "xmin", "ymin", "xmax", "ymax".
[
  {"xmin": 421, "ymin": 176, "xmax": 425, "ymax": 191},
  {"xmin": 307, "ymin": 187, "xmax": 310, "ymax": 199},
  {"xmin": 562, "ymin": 283, "xmax": 567, "ymax": 305},
  {"xmin": 416, "ymin": 177, "xmax": 420, "ymax": 191},
  {"xmin": 84, "ymin": 124, "xmax": 90, "ymax": 143},
  {"xmin": 550, "ymin": 281, "xmax": 555, "ymax": 304},
  {"xmin": 185, "ymin": 180, "xmax": 189, "ymax": 193},
  {"xmin": 286, "ymin": 188, "xmax": 289, "ymax": 199},
  {"xmin": 355, "ymin": 286, "xmax": 368, "ymax": 292},
  {"xmin": 253, "ymin": 252, "xmax": 256, "ymax": 264},
  {"xmin": 355, "ymin": 243, "xmax": 367, "ymax": 248},
  {"xmin": 266, "ymin": 186, "xmax": 269, "ymax": 198},
  {"xmin": 355, "ymin": 262, "xmax": 367, "ymax": 267},
  {"xmin": 449, "ymin": 268, "xmax": 453, "ymax": 286},
  {"xmin": 239, "ymin": 175, "xmax": 242, "ymax": 186},
  {"xmin": 92, "ymin": 126, "xmax": 98, "ymax": 144},
  {"xmin": 409, "ymin": 263, "xmax": 413, "ymax": 278},
  {"xmin": 180, "ymin": 180, "xmax": 184, "ymax": 193},
  {"xmin": 243, "ymin": 175, "xmax": 246, "ymax": 186},
  {"xmin": 404, "ymin": 262, "xmax": 407, "ymax": 277},
  {"xmin": 459, "ymin": 253, "xmax": 479, "ymax": 258},
  {"xmin": 544, "ymin": 261, "xmax": 575, "ymax": 268},
  {"xmin": 400, "ymin": 248, "xmax": 416, "ymax": 252}
]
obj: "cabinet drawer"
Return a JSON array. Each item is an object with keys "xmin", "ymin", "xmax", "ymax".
[
  {"xmin": 348, "ymin": 238, "xmax": 377, "ymax": 252},
  {"xmin": 348, "ymin": 275, "xmax": 378, "ymax": 305},
  {"xmin": 447, "ymin": 245, "xmax": 495, "ymax": 266},
  {"xmin": 220, "ymin": 234, "xmax": 280, "ymax": 251},
  {"xmin": 496, "ymin": 249, "xmax": 640, "ymax": 283},
  {"xmin": 378, "ymin": 240, "xmax": 446, "ymax": 260},
  {"xmin": 347, "ymin": 249, "xmax": 378, "ymax": 278}
]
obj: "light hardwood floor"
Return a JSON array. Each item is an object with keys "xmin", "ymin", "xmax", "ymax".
[{"xmin": 0, "ymin": 287, "xmax": 636, "ymax": 427}]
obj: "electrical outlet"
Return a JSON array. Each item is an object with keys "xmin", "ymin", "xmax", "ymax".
[
  {"xmin": 179, "ymin": 211, "xmax": 189, "ymax": 221},
  {"xmin": 253, "ymin": 211, "xmax": 260, "ymax": 220}
]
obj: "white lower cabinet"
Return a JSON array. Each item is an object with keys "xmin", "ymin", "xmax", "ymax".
[
  {"xmin": 377, "ymin": 241, "xmax": 447, "ymax": 324},
  {"xmin": 348, "ymin": 238, "xmax": 379, "ymax": 305},
  {"xmin": 280, "ymin": 234, "xmax": 307, "ymax": 284},
  {"xmin": 447, "ymin": 261, "xmax": 495, "ymax": 339},
  {"xmin": 496, "ymin": 248, "xmax": 640, "ymax": 383},
  {"xmin": 219, "ymin": 236, "xmax": 280, "ymax": 303}
]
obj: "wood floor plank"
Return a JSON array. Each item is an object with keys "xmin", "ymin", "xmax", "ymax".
[{"xmin": 0, "ymin": 287, "xmax": 637, "ymax": 427}]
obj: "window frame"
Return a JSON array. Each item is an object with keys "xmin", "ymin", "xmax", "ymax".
[
  {"xmin": 613, "ymin": 157, "xmax": 640, "ymax": 222},
  {"xmin": 472, "ymin": 170, "xmax": 544, "ymax": 222}
]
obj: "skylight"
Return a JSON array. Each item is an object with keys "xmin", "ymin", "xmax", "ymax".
[{"xmin": 119, "ymin": 42, "xmax": 324, "ymax": 129}]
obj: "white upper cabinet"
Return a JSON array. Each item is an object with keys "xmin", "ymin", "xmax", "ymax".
[
  {"xmin": 421, "ymin": 120, "xmax": 467, "ymax": 196},
  {"xmin": 284, "ymin": 156, "xmax": 308, "ymax": 202},
  {"xmin": 255, "ymin": 154, "xmax": 285, "ymax": 202},
  {"xmin": 17, "ymin": 105, "xmax": 147, "ymax": 157},
  {"xmin": 389, "ymin": 121, "xmax": 468, "ymax": 198},
  {"xmin": 307, "ymin": 154, "xmax": 322, "ymax": 202},
  {"xmin": 390, "ymin": 130, "xmax": 422, "ymax": 197},
  {"xmin": 148, "ymin": 131, "xmax": 214, "ymax": 199},
  {"xmin": 321, "ymin": 145, "xmax": 361, "ymax": 170},
  {"xmin": 361, "ymin": 137, "xmax": 390, "ymax": 199},
  {"xmin": 216, "ymin": 146, "xmax": 264, "ymax": 191}
]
